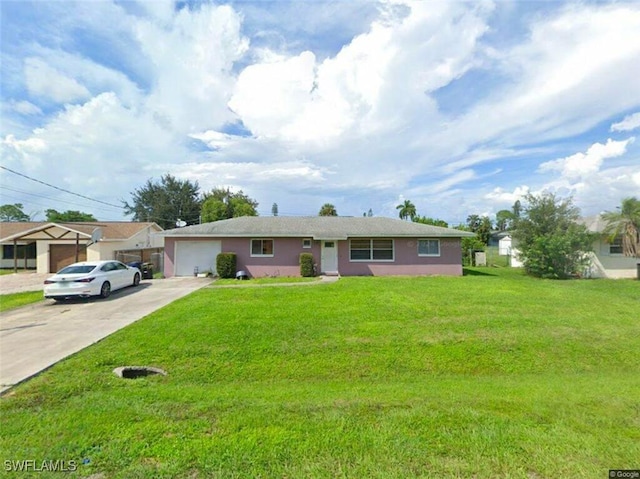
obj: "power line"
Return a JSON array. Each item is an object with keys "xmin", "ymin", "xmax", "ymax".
[
  {"xmin": 2, "ymin": 185, "xmax": 122, "ymax": 212},
  {"xmin": 1, "ymin": 165, "xmax": 123, "ymax": 209}
]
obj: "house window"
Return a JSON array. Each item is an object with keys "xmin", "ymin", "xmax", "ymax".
[
  {"xmin": 251, "ymin": 239, "xmax": 274, "ymax": 257},
  {"xmin": 349, "ymin": 239, "xmax": 394, "ymax": 261},
  {"xmin": 2, "ymin": 243, "xmax": 36, "ymax": 260},
  {"xmin": 609, "ymin": 235, "xmax": 623, "ymax": 255},
  {"xmin": 418, "ymin": 239, "xmax": 440, "ymax": 257},
  {"xmin": 302, "ymin": 239, "xmax": 312, "ymax": 249}
]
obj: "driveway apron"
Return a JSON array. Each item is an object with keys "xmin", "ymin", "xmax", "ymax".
[{"xmin": 0, "ymin": 277, "xmax": 210, "ymax": 394}]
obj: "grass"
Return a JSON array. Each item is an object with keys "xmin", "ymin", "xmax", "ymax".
[
  {"xmin": 1, "ymin": 268, "xmax": 639, "ymax": 478},
  {"xmin": 0, "ymin": 269, "xmax": 32, "ymax": 275},
  {"xmin": 0, "ymin": 291, "xmax": 43, "ymax": 312}
]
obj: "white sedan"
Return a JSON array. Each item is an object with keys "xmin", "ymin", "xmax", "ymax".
[{"xmin": 44, "ymin": 260, "xmax": 141, "ymax": 301}]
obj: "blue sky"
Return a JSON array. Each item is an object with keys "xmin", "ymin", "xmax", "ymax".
[{"xmin": 1, "ymin": 0, "xmax": 639, "ymax": 225}]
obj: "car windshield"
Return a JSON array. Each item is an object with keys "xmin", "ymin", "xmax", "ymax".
[{"xmin": 57, "ymin": 265, "xmax": 96, "ymax": 274}]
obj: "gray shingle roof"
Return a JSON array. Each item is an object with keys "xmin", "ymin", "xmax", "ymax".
[
  {"xmin": 578, "ymin": 215, "xmax": 608, "ymax": 233},
  {"xmin": 161, "ymin": 216, "xmax": 475, "ymax": 239}
]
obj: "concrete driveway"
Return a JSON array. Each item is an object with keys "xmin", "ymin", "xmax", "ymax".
[
  {"xmin": 0, "ymin": 272, "xmax": 50, "ymax": 294},
  {"xmin": 0, "ymin": 277, "xmax": 211, "ymax": 394}
]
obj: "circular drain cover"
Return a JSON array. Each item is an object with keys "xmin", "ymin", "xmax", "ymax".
[{"xmin": 113, "ymin": 366, "xmax": 167, "ymax": 379}]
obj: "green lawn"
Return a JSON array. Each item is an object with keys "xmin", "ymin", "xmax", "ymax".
[
  {"xmin": 1, "ymin": 269, "xmax": 638, "ymax": 478},
  {"xmin": 0, "ymin": 291, "xmax": 43, "ymax": 312},
  {"xmin": 213, "ymin": 276, "xmax": 320, "ymax": 286}
]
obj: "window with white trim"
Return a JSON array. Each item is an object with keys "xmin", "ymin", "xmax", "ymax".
[
  {"xmin": 609, "ymin": 235, "xmax": 623, "ymax": 255},
  {"xmin": 418, "ymin": 239, "xmax": 440, "ymax": 256},
  {"xmin": 251, "ymin": 239, "xmax": 274, "ymax": 257},
  {"xmin": 302, "ymin": 239, "xmax": 312, "ymax": 248},
  {"xmin": 349, "ymin": 239, "xmax": 394, "ymax": 261}
]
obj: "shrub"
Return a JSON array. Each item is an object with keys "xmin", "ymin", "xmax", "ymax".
[
  {"xmin": 513, "ymin": 193, "xmax": 594, "ymax": 279},
  {"xmin": 216, "ymin": 253, "xmax": 237, "ymax": 279},
  {"xmin": 300, "ymin": 253, "xmax": 315, "ymax": 277}
]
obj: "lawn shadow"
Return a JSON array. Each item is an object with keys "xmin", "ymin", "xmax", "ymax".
[{"xmin": 463, "ymin": 268, "xmax": 497, "ymax": 276}]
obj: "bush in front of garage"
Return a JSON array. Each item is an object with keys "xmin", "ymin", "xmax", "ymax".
[
  {"xmin": 216, "ymin": 253, "xmax": 237, "ymax": 279},
  {"xmin": 300, "ymin": 253, "xmax": 315, "ymax": 277}
]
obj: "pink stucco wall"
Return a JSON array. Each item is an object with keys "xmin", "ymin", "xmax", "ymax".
[
  {"xmin": 222, "ymin": 237, "xmax": 321, "ymax": 278},
  {"xmin": 337, "ymin": 238, "xmax": 463, "ymax": 276},
  {"xmin": 165, "ymin": 236, "xmax": 464, "ymax": 277}
]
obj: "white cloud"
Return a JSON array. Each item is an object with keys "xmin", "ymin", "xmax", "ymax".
[
  {"xmin": 29, "ymin": 47, "xmax": 144, "ymax": 108},
  {"xmin": 229, "ymin": 1, "xmax": 492, "ymax": 144},
  {"xmin": 446, "ymin": 3, "xmax": 640, "ymax": 149},
  {"xmin": 1, "ymin": 92, "xmax": 185, "ymax": 206},
  {"xmin": 1, "ymin": 134, "xmax": 48, "ymax": 167},
  {"xmin": 135, "ymin": 3, "xmax": 249, "ymax": 134},
  {"xmin": 189, "ymin": 130, "xmax": 240, "ymax": 150},
  {"xmin": 6, "ymin": 100, "xmax": 43, "ymax": 116},
  {"xmin": 484, "ymin": 185, "xmax": 530, "ymax": 203},
  {"xmin": 24, "ymin": 58, "xmax": 91, "ymax": 103},
  {"xmin": 429, "ymin": 170, "xmax": 478, "ymax": 194},
  {"xmin": 611, "ymin": 112, "xmax": 640, "ymax": 132},
  {"xmin": 538, "ymin": 138, "xmax": 633, "ymax": 178},
  {"xmin": 228, "ymin": 51, "xmax": 318, "ymax": 138},
  {"xmin": 172, "ymin": 159, "xmax": 329, "ymax": 188}
]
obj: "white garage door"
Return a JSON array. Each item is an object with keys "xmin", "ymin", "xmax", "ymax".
[{"xmin": 175, "ymin": 241, "xmax": 222, "ymax": 277}]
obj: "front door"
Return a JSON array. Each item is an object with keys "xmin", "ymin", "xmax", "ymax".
[{"xmin": 321, "ymin": 241, "xmax": 338, "ymax": 274}]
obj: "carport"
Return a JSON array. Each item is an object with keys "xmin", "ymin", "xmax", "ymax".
[
  {"xmin": 0, "ymin": 221, "xmax": 163, "ymax": 274},
  {"xmin": 0, "ymin": 223, "xmax": 96, "ymax": 273}
]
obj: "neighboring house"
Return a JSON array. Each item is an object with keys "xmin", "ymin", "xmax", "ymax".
[
  {"xmin": 0, "ymin": 222, "xmax": 163, "ymax": 273},
  {"xmin": 161, "ymin": 216, "xmax": 475, "ymax": 278},
  {"xmin": 488, "ymin": 231, "xmax": 507, "ymax": 248},
  {"xmin": 580, "ymin": 215, "xmax": 639, "ymax": 279}
]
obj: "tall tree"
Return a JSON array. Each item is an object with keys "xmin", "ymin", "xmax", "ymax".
[
  {"xmin": 495, "ymin": 209, "xmax": 515, "ymax": 231},
  {"xmin": 513, "ymin": 193, "xmax": 594, "ymax": 279},
  {"xmin": 602, "ymin": 197, "xmax": 640, "ymax": 258},
  {"xmin": 271, "ymin": 203, "xmax": 279, "ymax": 217},
  {"xmin": 466, "ymin": 214, "xmax": 481, "ymax": 231},
  {"xmin": 465, "ymin": 214, "xmax": 492, "ymax": 245},
  {"xmin": 0, "ymin": 203, "xmax": 30, "ymax": 222},
  {"xmin": 318, "ymin": 203, "xmax": 338, "ymax": 216},
  {"xmin": 477, "ymin": 216, "xmax": 493, "ymax": 245},
  {"xmin": 46, "ymin": 209, "xmax": 97, "ymax": 222},
  {"xmin": 200, "ymin": 187, "xmax": 258, "ymax": 222},
  {"xmin": 512, "ymin": 200, "xmax": 522, "ymax": 219},
  {"xmin": 396, "ymin": 200, "xmax": 416, "ymax": 221},
  {"xmin": 123, "ymin": 174, "xmax": 202, "ymax": 230}
]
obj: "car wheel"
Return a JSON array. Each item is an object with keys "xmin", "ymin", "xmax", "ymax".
[
  {"xmin": 53, "ymin": 298, "xmax": 66, "ymax": 303},
  {"xmin": 100, "ymin": 281, "xmax": 111, "ymax": 299},
  {"xmin": 133, "ymin": 272, "xmax": 141, "ymax": 287}
]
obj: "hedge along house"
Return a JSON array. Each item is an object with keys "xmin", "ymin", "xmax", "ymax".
[
  {"xmin": 161, "ymin": 216, "xmax": 475, "ymax": 278},
  {"xmin": 0, "ymin": 222, "xmax": 163, "ymax": 273}
]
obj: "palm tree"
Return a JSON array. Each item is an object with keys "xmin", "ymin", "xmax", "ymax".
[
  {"xmin": 602, "ymin": 197, "xmax": 640, "ymax": 257},
  {"xmin": 318, "ymin": 203, "xmax": 338, "ymax": 216},
  {"xmin": 396, "ymin": 200, "xmax": 416, "ymax": 221}
]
